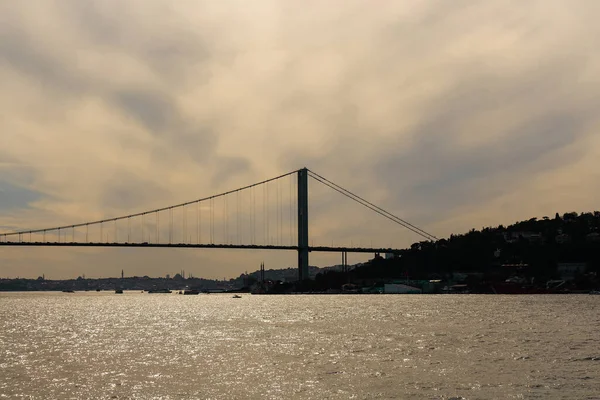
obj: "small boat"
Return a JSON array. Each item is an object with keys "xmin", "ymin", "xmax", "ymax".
[
  {"xmin": 147, "ymin": 289, "xmax": 172, "ymax": 294},
  {"xmin": 232, "ymin": 294, "xmax": 242, "ymax": 299},
  {"xmin": 590, "ymin": 290, "xmax": 600, "ymax": 295},
  {"xmin": 62, "ymin": 290, "xmax": 75, "ymax": 293},
  {"xmin": 115, "ymin": 289, "xmax": 123, "ymax": 294},
  {"xmin": 184, "ymin": 290, "xmax": 200, "ymax": 295},
  {"xmin": 96, "ymin": 288, "xmax": 101, "ymax": 292}
]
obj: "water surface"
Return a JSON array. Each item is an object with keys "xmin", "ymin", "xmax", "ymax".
[{"xmin": 1, "ymin": 292, "xmax": 598, "ymax": 399}]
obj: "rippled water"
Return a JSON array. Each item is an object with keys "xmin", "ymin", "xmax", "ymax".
[{"xmin": 0, "ymin": 292, "xmax": 599, "ymax": 399}]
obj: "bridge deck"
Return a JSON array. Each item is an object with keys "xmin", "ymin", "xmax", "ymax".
[{"xmin": 0, "ymin": 241, "xmax": 402, "ymax": 254}]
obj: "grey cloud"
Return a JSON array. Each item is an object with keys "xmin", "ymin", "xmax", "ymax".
[
  {"xmin": 0, "ymin": 181, "xmax": 42, "ymax": 211},
  {"xmin": 148, "ymin": 126, "xmax": 219, "ymax": 169},
  {"xmin": 67, "ymin": 0, "xmax": 211, "ymax": 83},
  {"xmin": 1, "ymin": 1, "xmax": 218, "ymax": 160},
  {"xmin": 278, "ymin": 45, "xmax": 597, "ymax": 230},
  {"xmin": 211, "ymin": 157, "xmax": 253, "ymax": 187},
  {"xmin": 0, "ymin": 28, "xmax": 86, "ymax": 96},
  {"xmin": 0, "ymin": 154, "xmax": 38, "ymax": 187},
  {"xmin": 378, "ymin": 115, "xmax": 580, "ymax": 213},
  {"xmin": 106, "ymin": 87, "xmax": 221, "ymax": 168},
  {"xmin": 112, "ymin": 89, "xmax": 176, "ymax": 133},
  {"xmin": 101, "ymin": 172, "xmax": 166, "ymax": 211},
  {"xmin": 178, "ymin": 128, "xmax": 219, "ymax": 164},
  {"xmin": 374, "ymin": 62, "xmax": 591, "ymax": 221},
  {"xmin": 0, "ymin": 156, "xmax": 47, "ymax": 213}
]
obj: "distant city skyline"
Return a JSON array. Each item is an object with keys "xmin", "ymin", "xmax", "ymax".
[{"xmin": 2, "ymin": 0, "xmax": 600, "ymax": 279}]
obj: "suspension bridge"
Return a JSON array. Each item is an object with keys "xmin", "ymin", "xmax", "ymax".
[{"xmin": 0, "ymin": 168, "xmax": 437, "ymax": 280}]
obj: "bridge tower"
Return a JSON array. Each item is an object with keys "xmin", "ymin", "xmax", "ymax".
[{"xmin": 297, "ymin": 168, "xmax": 309, "ymax": 281}]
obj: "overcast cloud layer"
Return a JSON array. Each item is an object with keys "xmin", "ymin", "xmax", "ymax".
[{"xmin": 1, "ymin": 0, "xmax": 599, "ymax": 279}]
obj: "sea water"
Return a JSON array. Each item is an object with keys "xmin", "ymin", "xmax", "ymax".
[{"xmin": 1, "ymin": 292, "xmax": 598, "ymax": 399}]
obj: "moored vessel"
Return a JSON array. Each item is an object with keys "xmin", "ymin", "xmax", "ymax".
[{"xmin": 148, "ymin": 289, "xmax": 172, "ymax": 294}]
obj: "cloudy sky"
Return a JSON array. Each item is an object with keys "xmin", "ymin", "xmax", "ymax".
[{"xmin": 1, "ymin": 0, "xmax": 599, "ymax": 279}]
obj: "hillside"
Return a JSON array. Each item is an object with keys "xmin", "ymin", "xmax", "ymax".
[{"xmin": 247, "ymin": 211, "xmax": 600, "ymax": 293}]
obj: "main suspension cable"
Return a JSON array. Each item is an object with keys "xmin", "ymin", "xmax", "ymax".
[
  {"xmin": 307, "ymin": 170, "xmax": 437, "ymax": 241},
  {"xmin": 1, "ymin": 170, "xmax": 300, "ymax": 237}
]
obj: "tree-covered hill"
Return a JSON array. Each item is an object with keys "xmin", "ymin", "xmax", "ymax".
[{"xmin": 309, "ymin": 211, "xmax": 600, "ymax": 292}]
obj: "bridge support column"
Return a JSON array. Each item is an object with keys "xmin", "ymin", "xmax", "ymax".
[{"xmin": 297, "ymin": 168, "xmax": 309, "ymax": 281}]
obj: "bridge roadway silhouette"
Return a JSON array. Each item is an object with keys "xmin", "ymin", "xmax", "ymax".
[
  {"xmin": 0, "ymin": 168, "xmax": 435, "ymax": 280},
  {"xmin": 0, "ymin": 240, "xmax": 402, "ymax": 254}
]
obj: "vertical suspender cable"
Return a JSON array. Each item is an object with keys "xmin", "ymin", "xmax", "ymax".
[
  {"xmin": 280, "ymin": 179, "xmax": 282, "ymax": 245},
  {"xmin": 262, "ymin": 184, "xmax": 267, "ymax": 244},
  {"xmin": 278, "ymin": 180, "xmax": 280, "ymax": 245},
  {"xmin": 280, "ymin": 178, "xmax": 282, "ymax": 245},
  {"xmin": 281, "ymin": 179, "xmax": 284, "ymax": 245},
  {"xmin": 294, "ymin": 176, "xmax": 297, "ymax": 244},
  {"xmin": 275, "ymin": 180, "xmax": 278, "ymax": 245},
  {"xmin": 289, "ymin": 174, "xmax": 292, "ymax": 246},
  {"xmin": 227, "ymin": 195, "xmax": 230, "ymax": 244},
  {"xmin": 266, "ymin": 182, "xmax": 269, "ymax": 244},
  {"xmin": 226, "ymin": 195, "xmax": 229, "ymax": 244}
]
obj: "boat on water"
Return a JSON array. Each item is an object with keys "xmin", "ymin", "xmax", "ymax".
[
  {"xmin": 491, "ymin": 283, "xmax": 554, "ymax": 294},
  {"xmin": 62, "ymin": 290, "xmax": 74, "ymax": 293},
  {"xmin": 590, "ymin": 290, "xmax": 600, "ymax": 295},
  {"xmin": 232, "ymin": 294, "xmax": 242, "ymax": 298},
  {"xmin": 184, "ymin": 290, "xmax": 200, "ymax": 295},
  {"xmin": 147, "ymin": 289, "xmax": 172, "ymax": 294},
  {"xmin": 491, "ymin": 278, "xmax": 568, "ymax": 294},
  {"xmin": 115, "ymin": 289, "xmax": 123, "ymax": 294}
]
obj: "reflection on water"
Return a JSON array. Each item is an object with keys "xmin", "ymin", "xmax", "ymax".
[{"xmin": 1, "ymin": 292, "xmax": 599, "ymax": 399}]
